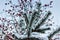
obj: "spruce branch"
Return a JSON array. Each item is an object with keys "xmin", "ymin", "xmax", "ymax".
[
  {"xmin": 23, "ymin": 13, "xmax": 29, "ymax": 25},
  {"xmin": 27, "ymin": 12, "xmax": 38, "ymax": 39},
  {"xmin": 29, "ymin": 11, "xmax": 38, "ymax": 27},
  {"xmin": 48, "ymin": 28, "xmax": 60, "ymax": 40},
  {"xmin": 37, "ymin": 2, "xmax": 41, "ymax": 12},
  {"xmin": 35, "ymin": 11, "xmax": 51, "ymax": 30},
  {"xmin": 32, "ymin": 28, "xmax": 50, "ymax": 33}
]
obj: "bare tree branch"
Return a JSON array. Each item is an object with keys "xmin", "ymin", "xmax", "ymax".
[
  {"xmin": 35, "ymin": 11, "xmax": 51, "ymax": 30},
  {"xmin": 32, "ymin": 28, "xmax": 50, "ymax": 33},
  {"xmin": 48, "ymin": 27, "xmax": 60, "ymax": 40}
]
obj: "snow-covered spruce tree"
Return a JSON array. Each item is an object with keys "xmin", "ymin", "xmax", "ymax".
[{"xmin": 0, "ymin": 0, "xmax": 59, "ymax": 40}]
